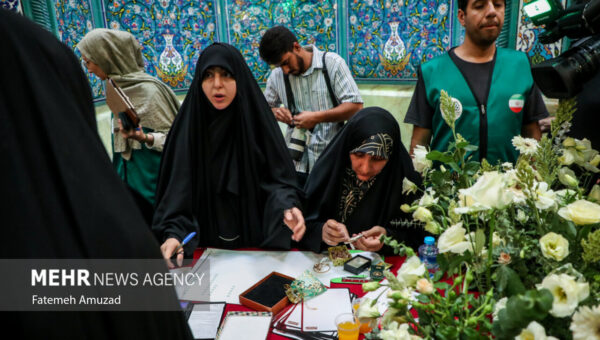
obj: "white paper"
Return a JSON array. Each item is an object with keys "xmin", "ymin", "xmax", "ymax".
[
  {"xmin": 283, "ymin": 288, "xmax": 352, "ymax": 332},
  {"xmin": 179, "ymin": 248, "xmax": 370, "ymax": 303},
  {"xmin": 217, "ymin": 314, "xmax": 271, "ymax": 340},
  {"xmin": 188, "ymin": 303, "xmax": 225, "ymax": 339}
]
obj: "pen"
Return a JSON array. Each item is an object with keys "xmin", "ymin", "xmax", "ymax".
[
  {"xmin": 344, "ymin": 233, "xmax": 364, "ymax": 250},
  {"xmin": 170, "ymin": 232, "xmax": 196, "ymax": 258}
]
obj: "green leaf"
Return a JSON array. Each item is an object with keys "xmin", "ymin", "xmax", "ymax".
[
  {"xmin": 474, "ymin": 229, "xmax": 486, "ymax": 255},
  {"xmin": 492, "ymin": 289, "xmax": 553, "ymax": 339},
  {"xmin": 496, "ymin": 266, "xmax": 526, "ymax": 297},
  {"xmin": 463, "ymin": 145, "xmax": 479, "ymax": 152},
  {"xmin": 434, "ymin": 282, "xmax": 450, "ymax": 290}
]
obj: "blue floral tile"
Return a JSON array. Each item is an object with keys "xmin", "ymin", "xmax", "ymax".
[
  {"xmin": 103, "ymin": 0, "xmax": 218, "ymax": 90},
  {"xmin": 516, "ymin": 0, "xmax": 565, "ymax": 64},
  {"xmin": 0, "ymin": 0, "xmax": 21, "ymax": 12},
  {"xmin": 226, "ymin": 0, "xmax": 338, "ymax": 83},
  {"xmin": 347, "ymin": 0, "xmax": 455, "ymax": 81},
  {"xmin": 53, "ymin": 0, "xmax": 104, "ymax": 100}
]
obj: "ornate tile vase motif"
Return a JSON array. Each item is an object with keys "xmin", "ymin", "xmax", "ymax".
[
  {"xmin": 103, "ymin": 0, "xmax": 218, "ymax": 89},
  {"xmin": 348, "ymin": 0, "xmax": 454, "ymax": 81},
  {"xmin": 0, "ymin": 0, "xmax": 21, "ymax": 12},
  {"xmin": 516, "ymin": 0, "xmax": 565, "ymax": 64},
  {"xmin": 226, "ymin": 0, "xmax": 338, "ymax": 83},
  {"xmin": 54, "ymin": 0, "xmax": 104, "ymax": 100}
]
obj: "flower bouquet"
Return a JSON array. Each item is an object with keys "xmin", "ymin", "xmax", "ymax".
[{"xmin": 359, "ymin": 91, "xmax": 600, "ymax": 339}]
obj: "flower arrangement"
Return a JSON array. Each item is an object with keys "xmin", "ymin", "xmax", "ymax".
[{"xmin": 359, "ymin": 91, "xmax": 600, "ymax": 339}]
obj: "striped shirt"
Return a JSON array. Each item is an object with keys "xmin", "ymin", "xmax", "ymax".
[{"xmin": 264, "ymin": 45, "xmax": 362, "ymax": 173}]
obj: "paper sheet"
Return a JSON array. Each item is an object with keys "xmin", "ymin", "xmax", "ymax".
[
  {"xmin": 216, "ymin": 313, "xmax": 271, "ymax": 340},
  {"xmin": 178, "ymin": 248, "xmax": 374, "ymax": 303},
  {"xmin": 283, "ymin": 288, "xmax": 352, "ymax": 332},
  {"xmin": 187, "ymin": 303, "xmax": 225, "ymax": 339}
]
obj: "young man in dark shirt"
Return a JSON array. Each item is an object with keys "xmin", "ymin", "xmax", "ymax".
[{"xmin": 404, "ymin": 0, "xmax": 549, "ymax": 165}]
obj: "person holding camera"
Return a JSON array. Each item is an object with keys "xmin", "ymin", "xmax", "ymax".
[
  {"xmin": 259, "ymin": 26, "xmax": 363, "ymax": 186},
  {"xmin": 78, "ymin": 29, "xmax": 180, "ymax": 222},
  {"xmin": 405, "ymin": 0, "xmax": 548, "ymax": 165}
]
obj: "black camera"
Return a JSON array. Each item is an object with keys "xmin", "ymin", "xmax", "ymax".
[{"xmin": 525, "ymin": 0, "xmax": 600, "ymax": 98}]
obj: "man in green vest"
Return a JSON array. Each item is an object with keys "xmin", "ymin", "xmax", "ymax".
[{"xmin": 404, "ymin": 0, "xmax": 549, "ymax": 165}]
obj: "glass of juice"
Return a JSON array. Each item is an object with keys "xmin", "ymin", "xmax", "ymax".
[
  {"xmin": 352, "ymin": 299, "xmax": 373, "ymax": 334},
  {"xmin": 335, "ymin": 313, "xmax": 359, "ymax": 340}
]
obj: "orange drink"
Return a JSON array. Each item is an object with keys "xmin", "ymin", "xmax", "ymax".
[{"xmin": 336, "ymin": 313, "xmax": 359, "ymax": 340}]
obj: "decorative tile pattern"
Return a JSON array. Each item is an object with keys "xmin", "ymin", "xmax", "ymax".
[
  {"xmin": 226, "ymin": 0, "xmax": 338, "ymax": 83},
  {"xmin": 54, "ymin": 0, "xmax": 104, "ymax": 100},
  {"xmin": 103, "ymin": 0, "xmax": 218, "ymax": 90},
  {"xmin": 0, "ymin": 0, "xmax": 21, "ymax": 12},
  {"xmin": 347, "ymin": 0, "xmax": 454, "ymax": 81},
  {"xmin": 516, "ymin": 0, "xmax": 565, "ymax": 64}
]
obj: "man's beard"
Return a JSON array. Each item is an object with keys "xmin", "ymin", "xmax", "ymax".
[{"xmin": 291, "ymin": 53, "xmax": 305, "ymax": 75}]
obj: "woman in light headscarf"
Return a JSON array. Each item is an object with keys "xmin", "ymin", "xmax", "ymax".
[
  {"xmin": 302, "ymin": 107, "xmax": 425, "ymax": 253},
  {"xmin": 78, "ymin": 29, "xmax": 180, "ymax": 220},
  {"xmin": 152, "ymin": 43, "xmax": 305, "ymax": 266}
]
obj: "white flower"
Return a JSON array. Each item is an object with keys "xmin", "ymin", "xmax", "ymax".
[
  {"xmin": 493, "ymin": 297, "xmax": 507, "ymax": 321},
  {"xmin": 516, "ymin": 209, "xmax": 529, "ymax": 224},
  {"xmin": 438, "ymin": 222, "xmax": 471, "ymax": 255},
  {"xmin": 455, "ymin": 171, "xmax": 514, "ymax": 213},
  {"xmin": 512, "ymin": 136, "xmax": 539, "ymax": 156},
  {"xmin": 232, "ymin": 22, "xmax": 242, "ymax": 32},
  {"xmin": 558, "ymin": 167, "xmax": 579, "ymax": 187},
  {"xmin": 356, "ymin": 298, "xmax": 380, "ymax": 323},
  {"xmin": 412, "ymin": 145, "xmax": 432, "ymax": 173},
  {"xmin": 416, "ymin": 278, "xmax": 434, "ymax": 294},
  {"xmin": 402, "ymin": 177, "xmax": 417, "ymax": 195},
  {"xmin": 535, "ymin": 182, "xmax": 557, "ymax": 211},
  {"xmin": 515, "ymin": 321, "xmax": 558, "ymax": 340},
  {"xmin": 555, "ymin": 189, "xmax": 577, "ymax": 204},
  {"xmin": 537, "ymin": 273, "xmax": 589, "ymax": 317},
  {"xmin": 350, "ymin": 15, "xmax": 357, "ymax": 24},
  {"xmin": 419, "ymin": 191, "xmax": 438, "ymax": 207},
  {"xmin": 558, "ymin": 199, "xmax": 600, "ymax": 225},
  {"xmin": 492, "ymin": 232, "xmax": 505, "ymax": 247},
  {"xmin": 396, "ymin": 256, "xmax": 426, "ymax": 287},
  {"xmin": 570, "ymin": 304, "xmax": 600, "ymax": 340},
  {"xmin": 324, "ymin": 17, "xmax": 333, "ymax": 26},
  {"xmin": 501, "ymin": 162, "xmax": 513, "ymax": 170},
  {"xmin": 539, "ymin": 232, "xmax": 569, "ymax": 261},
  {"xmin": 504, "ymin": 170, "xmax": 527, "ymax": 205},
  {"xmin": 380, "ymin": 321, "xmax": 421, "ymax": 340},
  {"xmin": 412, "ymin": 207, "xmax": 433, "ymax": 222},
  {"xmin": 588, "ymin": 184, "xmax": 600, "ymax": 203}
]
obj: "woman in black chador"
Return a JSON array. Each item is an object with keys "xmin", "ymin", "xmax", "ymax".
[
  {"xmin": 302, "ymin": 107, "xmax": 425, "ymax": 253},
  {"xmin": 0, "ymin": 10, "xmax": 192, "ymax": 339},
  {"xmin": 153, "ymin": 43, "xmax": 305, "ymax": 266}
]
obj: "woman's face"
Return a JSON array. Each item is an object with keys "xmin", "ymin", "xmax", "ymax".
[
  {"xmin": 201, "ymin": 66, "xmax": 237, "ymax": 110},
  {"xmin": 350, "ymin": 152, "xmax": 388, "ymax": 182},
  {"xmin": 82, "ymin": 55, "xmax": 107, "ymax": 80}
]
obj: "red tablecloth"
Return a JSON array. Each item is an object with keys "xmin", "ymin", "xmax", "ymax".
[{"xmin": 189, "ymin": 248, "xmax": 407, "ymax": 340}]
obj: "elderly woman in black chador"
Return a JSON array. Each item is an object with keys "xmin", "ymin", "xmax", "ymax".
[
  {"xmin": 302, "ymin": 107, "xmax": 425, "ymax": 253},
  {"xmin": 153, "ymin": 43, "xmax": 305, "ymax": 266}
]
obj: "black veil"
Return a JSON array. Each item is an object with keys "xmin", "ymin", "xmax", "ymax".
[
  {"xmin": 0, "ymin": 10, "xmax": 191, "ymax": 339},
  {"xmin": 302, "ymin": 107, "xmax": 424, "ymax": 251}
]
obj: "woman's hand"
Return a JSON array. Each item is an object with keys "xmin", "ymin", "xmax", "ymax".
[
  {"xmin": 160, "ymin": 237, "xmax": 183, "ymax": 269},
  {"xmin": 322, "ymin": 219, "xmax": 350, "ymax": 246},
  {"xmin": 118, "ymin": 119, "xmax": 154, "ymax": 145},
  {"xmin": 283, "ymin": 207, "xmax": 305, "ymax": 242},
  {"xmin": 353, "ymin": 226, "xmax": 387, "ymax": 252}
]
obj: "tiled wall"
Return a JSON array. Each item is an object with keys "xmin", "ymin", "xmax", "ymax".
[
  {"xmin": 45, "ymin": 0, "xmax": 465, "ymax": 102},
  {"xmin": 0, "ymin": 0, "xmax": 21, "ymax": 12}
]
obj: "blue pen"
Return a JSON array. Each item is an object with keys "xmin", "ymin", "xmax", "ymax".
[{"xmin": 170, "ymin": 232, "xmax": 196, "ymax": 258}]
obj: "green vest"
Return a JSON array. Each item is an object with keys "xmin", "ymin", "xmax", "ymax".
[{"xmin": 421, "ymin": 48, "xmax": 533, "ymax": 165}]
